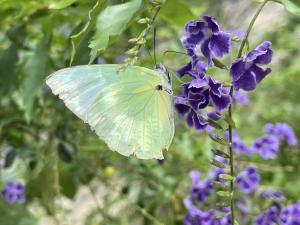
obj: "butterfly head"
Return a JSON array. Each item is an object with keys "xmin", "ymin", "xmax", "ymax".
[{"xmin": 155, "ymin": 64, "xmax": 172, "ymax": 94}]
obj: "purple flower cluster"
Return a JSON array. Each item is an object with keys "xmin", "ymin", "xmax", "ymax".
[
  {"xmin": 252, "ymin": 122, "xmax": 297, "ymax": 159},
  {"xmin": 230, "ymin": 41, "xmax": 273, "ymax": 91},
  {"xmin": 189, "ymin": 170, "xmax": 214, "ymax": 203},
  {"xmin": 252, "ymin": 135, "xmax": 280, "ymax": 160},
  {"xmin": 180, "ymin": 16, "xmax": 231, "ymax": 66},
  {"xmin": 175, "ymin": 16, "xmax": 232, "ymax": 131},
  {"xmin": 236, "ymin": 166, "xmax": 260, "ymax": 194},
  {"xmin": 184, "ymin": 198, "xmax": 231, "ymax": 225},
  {"xmin": 265, "ymin": 123, "xmax": 298, "ymax": 146},
  {"xmin": 280, "ymin": 202, "xmax": 300, "ymax": 225},
  {"xmin": 255, "ymin": 204, "xmax": 281, "ymax": 225},
  {"xmin": 1, "ymin": 182, "xmax": 25, "ymax": 204}
]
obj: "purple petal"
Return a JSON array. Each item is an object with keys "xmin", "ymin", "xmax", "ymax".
[
  {"xmin": 233, "ymin": 70, "xmax": 257, "ymax": 91},
  {"xmin": 189, "ymin": 78, "xmax": 208, "ymax": 89},
  {"xmin": 250, "ymin": 64, "xmax": 271, "ymax": 84},
  {"xmin": 210, "ymin": 92, "xmax": 232, "ymax": 112},
  {"xmin": 177, "ymin": 62, "xmax": 192, "ymax": 77},
  {"xmin": 203, "ymin": 16, "xmax": 220, "ymax": 33},
  {"xmin": 195, "ymin": 60, "xmax": 208, "ymax": 75},
  {"xmin": 201, "ymin": 39, "xmax": 213, "ymax": 67},
  {"xmin": 193, "ymin": 113, "xmax": 209, "ymax": 130},
  {"xmin": 188, "ymin": 92, "xmax": 207, "ymax": 111},
  {"xmin": 174, "ymin": 97, "xmax": 190, "ymax": 116},
  {"xmin": 209, "ymin": 31, "xmax": 231, "ymax": 58},
  {"xmin": 230, "ymin": 58, "xmax": 246, "ymax": 82},
  {"xmin": 254, "ymin": 48, "xmax": 273, "ymax": 65}
]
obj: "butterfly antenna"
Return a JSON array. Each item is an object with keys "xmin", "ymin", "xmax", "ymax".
[{"xmin": 153, "ymin": 27, "xmax": 157, "ymax": 65}]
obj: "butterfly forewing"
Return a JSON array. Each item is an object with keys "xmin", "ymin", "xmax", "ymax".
[{"xmin": 46, "ymin": 65, "xmax": 174, "ymax": 159}]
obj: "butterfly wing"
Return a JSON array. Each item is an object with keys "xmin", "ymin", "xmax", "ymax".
[{"xmin": 46, "ymin": 65, "xmax": 174, "ymax": 159}]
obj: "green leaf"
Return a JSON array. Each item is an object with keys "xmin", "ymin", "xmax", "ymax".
[
  {"xmin": 58, "ymin": 142, "xmax": 76, "ymax": 163},
  {"xmin": 89, "ymin": 0, "xmax": 142, "ymax": 63},
  {"xmin": 281, "ymin": 0, "xmax": 300, "ymax": 15},
  {"xmin": 22, "ymin": 18, "xmax": 52, "ymax": 120},
  {"xmin": 4, "ymin": 148, "xmax": 16, "ymax": 168},
  {"xmin": 70, "ymin": 0, "xmax": 107, "ymax": 65},
  {"xmin": 160, "ymin": 0, "xmax": 196, "ymax": 27},
  {"xmin": 0, "ymin": 44, "xmax": 18, "ymax": 98},
  {"xmin": 48, "ymin": 0, "xmax": 78, "ymax": 9}
]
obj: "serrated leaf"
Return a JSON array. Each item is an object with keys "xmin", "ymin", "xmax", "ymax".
[
  {"xmin": 70, "ymin": 0, "xmax": 107, "ymax": 65},
  {"xmin": 212, "ymin": 148, "xmax": 230, "ymax": 158},
  {"xmin": 281, "ymin": 0, "xmax": 300, "ymax": 15},
  {"xmin": 216, "ymin": 191, "xmax": 232, "ymax": 198},
  {"xmin": 89, "ymin": 0, "xmax": 142, "ymax": 63},
  {"xmin": 48, "ymin": 0, "xmax": 78, "ymax": 9},
  {"xmin": 160, "ymin": 0, "xmax": 196, "ymax": 27}
]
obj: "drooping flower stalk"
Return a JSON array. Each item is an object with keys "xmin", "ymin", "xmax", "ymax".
[{"xmin": 228, "ymin": 1, "xmax": 269, "ymax": 224}]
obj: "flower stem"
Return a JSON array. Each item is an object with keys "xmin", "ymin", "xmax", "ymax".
[{"xmin": 228, "ymin": 1, "xmax": 269, "ymax": 224}]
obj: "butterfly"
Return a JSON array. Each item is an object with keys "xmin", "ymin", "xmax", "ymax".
[{"xmin": 46, "ymin": 64, "xmax": 175, "ymax": 159}]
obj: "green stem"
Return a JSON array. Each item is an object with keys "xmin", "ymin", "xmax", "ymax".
[{"xmin": 228, "ymin": 1, "xmax": 269, "ymax": 224}]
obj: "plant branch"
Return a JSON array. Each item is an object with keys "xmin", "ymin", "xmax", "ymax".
[{"xmin": 228, "ymin": 1, "xmax": 269, "ymax": 224}]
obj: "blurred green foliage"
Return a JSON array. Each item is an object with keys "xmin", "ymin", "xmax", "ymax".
[{"xmin": 0, "ymin": 0, "xmax": 299, "ymax": 224}]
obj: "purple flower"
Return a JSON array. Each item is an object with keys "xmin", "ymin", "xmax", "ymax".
[
  {"xmin": 255, "ymin": 204, "xmax": 281, "ymax": 225},
  {"xmin": 252, "ymin": 135, "xmax": 280, "ymax": 159},
  {"xmin": 280, "ymin": 202, "xmax": 300, "ymax": 225},
  {"xmin": 189, "ymin": 170, "xmax": 214, "ymax": 203},
  {"xmin": 230, "ymin": 41, "xmax": 273, "ymax": 91},
  {"xmin": 180, "ymin": 16, "xmax": 231, "ymax": 66},
  {"xmin": 261, "ymin": 188, "xmax": 284, "ymax": 201},
  {"xmin": 236, "ymin": 167, "xmax": 260, "ymax": 194},
  {"xmin": 224, "ymin": 131, "xmax": 251, "ymax": 155},
  {"xmin": 233, "ymin": 91, "xmax": 249, "ymax": 106},
  {"xmin": 231, "ymin": 30, "xmax": 245, "ymax": 41},
  {"xmin": 1, "ymin": 182, "xmax": 25, "ymax": 204},
  {"xmin": 236, "ymin": 199, "xmax": 252, "ymax": 225},
  {"xmin": 265, "ymin": 123, "xmax": 298, "ymax": 146}
]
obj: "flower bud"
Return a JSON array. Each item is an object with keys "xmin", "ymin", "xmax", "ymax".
[
  {"xmin": 138, "ymin": 18, "xmax": 150, "ymax": 24},
  {"xmin": 128, "ymin": 38, "xmax": 138, "ymax": 43}
]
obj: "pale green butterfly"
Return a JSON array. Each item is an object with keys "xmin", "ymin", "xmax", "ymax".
[{"xmin": 46, "ymin": 64, "xmax": 174, "ymax": 160}]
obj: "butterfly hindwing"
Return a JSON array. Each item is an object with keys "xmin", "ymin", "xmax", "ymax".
[{"xmin": 46, "ymin": 65, "xmax": 174, "ymax": 159}]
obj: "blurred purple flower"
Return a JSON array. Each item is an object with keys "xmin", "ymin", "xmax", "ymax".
[
  {"xmin": 180, "ymin": 16, "xmax": 231, "ymax": 67},
  {"xmin": 230, "ymin": 41, "xmax": 273, "ymax": 91},
  {"xmin": 1, "ymin": 182, "xmax": 25, "ymax": 204},
  {"xmin": 255, "ymin": 204, "xmax": 281, "ymax": 225},
  {"xmin": 233, "ymin": 91, "xmax": 249, "ymax": 106},
  {"xmin": 224, "ymin": 130, "xmax": 251, "ymax": 155},
  {"xmin": 261, "ymin": 188, "xmax": 284, "ymax": 201},
  {"xmin": 280, "ymin": 202, "xmax": 300, "ymax": 225},
  {"xmin": 265, "ymin": 123, "xmax": 298, "ymax": 146},
  {"xmin": 236, "ymin": 167, "xmax": 260, "ymax": 194},
  {"xmin": 231, "ymin": 30, "xmax": 245, "ymax": 41},
  {"xmin": 252, "ymin": 135, "xmax": 280, "ymax": 159},
  {"xmin": 189, "ymin": 170, "xmax": 214, "ymax": 203},
  {"xmin": 236, "ymin": 199, "xmax": 252, "ymax": 225}
]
